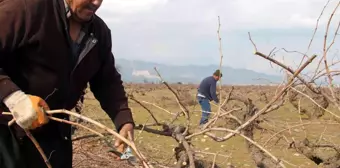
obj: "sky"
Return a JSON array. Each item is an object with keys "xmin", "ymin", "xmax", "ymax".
[{"xmin": 95, "ymin": 0, "xmax": 340, "ymax": 80}]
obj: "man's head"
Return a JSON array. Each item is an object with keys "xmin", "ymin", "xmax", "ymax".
[
  {"xmin": 66, "ymin": 0, "xmax": 102, "ymax": 22},
  {"xmin": 212, "ymin": 69, "xmax": 222, "ymax": 81}
]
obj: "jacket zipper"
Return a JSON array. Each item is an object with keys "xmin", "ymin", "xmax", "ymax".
[
  {"xmin": 54, "ymin": 0, "xmax": 97, "ymax": 140},
  {"xmin": 70, "ymin": 33, "xmax": 98, "ymax": 76},
  {"xmin": 56, "ymin": 0, "xmax": 98, "ymax": 109}
]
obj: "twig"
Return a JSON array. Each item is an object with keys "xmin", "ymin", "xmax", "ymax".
[
  {"xmin": 290, "ymin": 86, "xmax": 340, "ymax": 119},
  {"xmin": 49, "ymin": 110, "xmax": 150, "ymax": 166},
  {"xmin": 50, "ymin": 116, "xmax": 103, "ymax": 137},
  {"xmin": 48, "ymin": 117, "xmax": 124, "ymax": 157},
  {"xmin": 238, "ymin": 133, "xmax": 286, "ymax": 168},
  {"xmin": 134, "ymin": 124, "xmax": 171, "ymax": 136},
  {"xmin": 263, "ymin": 122, "xmax": 340, "ymax": 146},
  {"xmin": 194, "ymin": 151, "xmax": 231, "ymax": 158},
  {"xmin": 307, "ymin": 0, "xmax": 330, "ymax": 52},
  {"xmin": 321, "ymin": 1, "xmax": 340, "ymax": 81},
  {"xmin": 201, "ymin": 107, "xmax": 241, "ymax": 131},
  {"xmin": 321, "ymin": 1, "xmax": 340, "ymax": 111},
  {"xmin": 154, "ymin": 67, "xmax": 190, "ymax": 135},
  {"xmin": 25, "ymin": 130, "xmax": 52, "ymax": 168},
  {"xmin": 4, "ymin": 110, "xmax": 150, "ymax": 168},
  {"xmin": 129, "ymin": 94, "xmax": 161, "ymax": 125},
  {"xmin": 248, "ymin": 32, "xmax": 320, "ymax": 94},
  {"xmin": 317, "ymin": 126, "xmax": 328, "ymax": 144},
  {"xmin": 138, "ymin": 100, "xmax": 176, "ymax": 116},
  {"xmin": 206, "ymin": 87, "xmax": 234, "ymax": 129},
  {"xmin": 8, "ymin": 119, "xmax": 15, "ymax": 126},
  {"xmin": 296, "ymin": 0, "xmax": 331, "ymax": 69},
  {"xmin": 298, "ymin": 97, "xmax": 307, "ymax": 139},
  {"xmin": 312, "ymin": 70, "xmax": 340, "ymax": 82},
  {"xmin": 135, "ymin": 114, "xmax": 157, "ymax": 142},
  {"xmin": 201, "ymin": 54, "xmax": 317, "ymax": 142},
  {"xmin": 248, "ymin": 32, "xmax": 258, "ymax": 52},
  {"xmin": 182, "ymin": 137, "xmax": 195, "ymax": 168},
  {"xmin": 211, "ymin": 152, "xmax": 217, "ymax": 168},
  {"xmin": 6, "ymin": 116, "xmax": 52, "ymax": 168},
  {"xmin": 190, "ymin": 127, "xmax": 286, "ymax": 168},
  {"xmin": 216, "ymin": 16, "xmax": 224, "ymax": 118}
]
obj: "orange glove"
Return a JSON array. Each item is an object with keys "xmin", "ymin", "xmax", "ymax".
[
  {"xmin": 3, "ymin": 90, "xmax": 50, "ymax": 130},
  {"xmin": 29, "ymin": 95, "xmax": 50, "ymax": 129}
]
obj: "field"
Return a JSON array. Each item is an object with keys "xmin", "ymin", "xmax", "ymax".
[
  {"xmin": 70, "ymin": 83, "xmax": 340, "ymax": 168},
  {"xmin": 64, "ymin": 3, "xmax": 340, "ymax": 167}
]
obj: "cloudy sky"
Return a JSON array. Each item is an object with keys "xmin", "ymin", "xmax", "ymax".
[{"xmin": 95, "ymin": 0, "xmax": 340, "ymax": 77}]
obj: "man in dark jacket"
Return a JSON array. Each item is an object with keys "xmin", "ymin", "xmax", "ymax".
[
  {"xmin": 197, "ymin": 70, "xmax": 222, "ymax": 126},
  {"xmin": 0, "ymin": 0, "xmax": 135, "ymax": 168}
]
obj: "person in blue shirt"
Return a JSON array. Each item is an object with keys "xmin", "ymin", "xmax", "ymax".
[{"xmin": 197, "ymin": 70, "xmax": 222, "ymax": 126}]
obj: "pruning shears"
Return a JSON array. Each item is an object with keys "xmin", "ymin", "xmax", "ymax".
[
  {"xmin": 120, "ymin": 147, "xmax": 134, "ymax": 160},
  {"xmin": 108, "ymin": 146, "xmax": 137, "ymax": 164}
]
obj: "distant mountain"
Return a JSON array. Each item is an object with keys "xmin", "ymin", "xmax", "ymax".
[{"xmin": 115, "ymin": 58, "xmax": 284, "ymax": 85}]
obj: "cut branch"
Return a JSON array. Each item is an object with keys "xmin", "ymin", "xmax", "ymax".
[
  {"xmin": 4, "ymin": 110, "xmax": 150, "ymax": 168},
  {"xmin": 25, "ymin": 130, "xmax": 52, "ymax": 168}
]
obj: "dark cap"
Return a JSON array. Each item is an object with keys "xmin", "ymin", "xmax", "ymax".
[{"xmin": 213, "ymin": 69, "xmax": 222, "ymax": 77}]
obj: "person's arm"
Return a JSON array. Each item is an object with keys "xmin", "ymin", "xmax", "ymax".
[
  {"xmin": 89, "ymin": 30, "xmax": 134, "ymax": 132},
  {"xmin": 210, "ymin": 81, "xmax": 219, "ymax": 104},
  {"xmin": 0, "ymin": 0, "xmax": 50, "ymax": 130},
  {"xmin": 0, "ymin": 0, "xmax": 27, "ymax": 100}
]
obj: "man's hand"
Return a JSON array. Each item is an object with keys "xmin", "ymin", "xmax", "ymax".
[
  {"xmin": 113, "ymin": 123, "xmax": 134, "ymax": 160},
  {"xmin": 3, "ymin": 90, "xmax": 50, "ymax": 130}
]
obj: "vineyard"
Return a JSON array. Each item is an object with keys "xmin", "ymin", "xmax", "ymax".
[
  {"xmin": 69, "ymin": 2, "xmax": 340, "ymax": 168},
  {"xmin": 71, "ymin": 82, "xmax": 340, "ymax": 168}
]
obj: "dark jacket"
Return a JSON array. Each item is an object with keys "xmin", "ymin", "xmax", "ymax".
[
  {"xmin": 197, "ymin": 76, "xmax": 219, "ymax": 103},
  {"xmin": 0, "ymin": 0, "xmax": 134, "ymax": 137}
]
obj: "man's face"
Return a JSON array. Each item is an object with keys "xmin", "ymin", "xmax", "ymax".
[
  {"xmin": 68, "ymin": 0, "xmax": 102, "ymax": 22},
  {"xmin": 213, "ymin": 75, "xmax": 220, "ymax": 81}
]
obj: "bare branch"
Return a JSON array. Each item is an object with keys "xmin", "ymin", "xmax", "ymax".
[
  {"xmin": 154, "ymin": 67, "xmax": 190, "ymax": 136},
  {"xmin": 129, "ymin": 93, "xmax": 161, "ymax": 125}
]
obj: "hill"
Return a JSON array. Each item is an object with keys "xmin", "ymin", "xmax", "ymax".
[{"xmin": 115, "ymin": 58, "xmax": 283, "ymax": 85}]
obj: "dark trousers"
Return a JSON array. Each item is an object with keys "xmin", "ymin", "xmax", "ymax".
[{"xmin": 0, "ymin": 124, "xmax": 73, "ymax": 168}]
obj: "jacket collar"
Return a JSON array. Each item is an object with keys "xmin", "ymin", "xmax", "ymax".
[{"xmin": 64, "ymin": 0, "xmax": 72, "ymax": 18}]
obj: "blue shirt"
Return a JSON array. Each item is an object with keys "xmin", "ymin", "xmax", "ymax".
[{"xmin": 197, "ymin": 76, "xmax": 219, "ymax": 103}]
